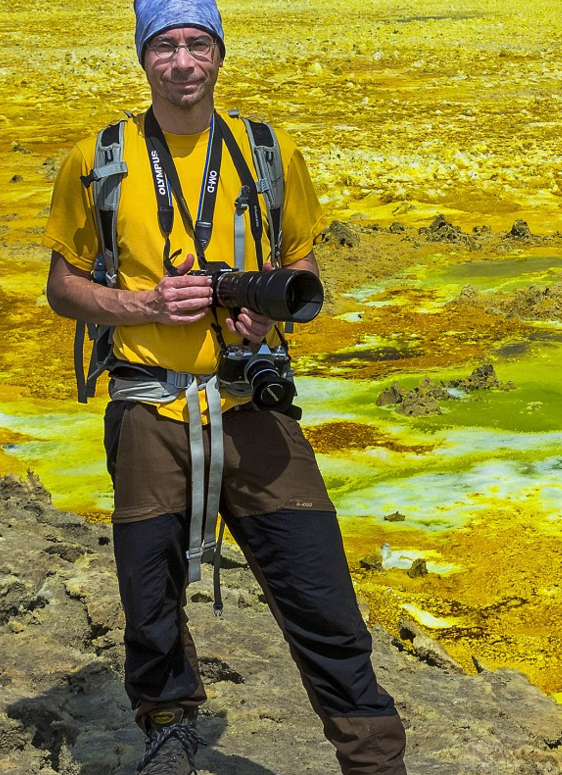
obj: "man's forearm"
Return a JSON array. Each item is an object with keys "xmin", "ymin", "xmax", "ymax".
[
  {"xmin": 47, "ymin": 260, "xmax": 159, "ymax": 325},
  {"xmin": 47, "ymin": 251, "xmax": 319, "ymax": 329},
  {"xmin": 47, "ymin": 251, "xmax": 214, "ymax": 327}
]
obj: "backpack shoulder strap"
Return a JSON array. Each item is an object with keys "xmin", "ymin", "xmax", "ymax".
[
  {"xmin": 74, "ymin": 119, "xmax": 128, "ymax": 402},
  {"xmin": 80, "ymin": 119, "xmax": 128, "ymax": 287},
  {"xmin": 74, "ymin": 322, "xmax": 115, "ymax": 403},
  {"xmin": 229, "ymin": 111, "xmax": 284, "ymax": 267}
]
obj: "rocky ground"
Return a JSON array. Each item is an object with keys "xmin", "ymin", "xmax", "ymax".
[
  {"xmin": 374, "ymin": 364, "xmax": 516, "ymax": 417},
  {"xmin": 316, "ymin": 214, "xmax": 562, "ymax": 315},
  {"xmin": 1, "ymin": 473, "xmax": 561, "ymax": 775}
]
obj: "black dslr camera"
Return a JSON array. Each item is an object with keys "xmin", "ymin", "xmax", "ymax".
[{"xmin": 192, "ymin": 262, "xmax": 323, "ymax": 412}]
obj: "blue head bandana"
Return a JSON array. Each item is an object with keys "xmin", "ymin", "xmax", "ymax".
[{"xmin": 134, "ymin": 0, "xmax": 225, "ymax": 65}]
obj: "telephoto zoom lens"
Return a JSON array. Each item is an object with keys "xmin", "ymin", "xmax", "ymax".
[{"xmin": 214, "ymin": 269, "xmax": 323, "ymax": 323}]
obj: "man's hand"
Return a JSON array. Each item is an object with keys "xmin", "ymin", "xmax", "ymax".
[
  {"xmin": 150, "ymin": 253, "xmax": 213, "ymax": 325},
  {"xmin": 47, "ymin": 251, "xmax": 213, "ymax": 327},
  {"xmin": 225, "ymin": 307, "xmax": 276, "ymax": 343},
  {"xmin": 225, "ymin": 262, "xmax": 276, "ymax": 343}
]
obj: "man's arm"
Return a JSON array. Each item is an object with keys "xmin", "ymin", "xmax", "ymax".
[
  {"xmin": 286, "ymin": 251, "xmax": 319, "ymax": 276},
  {"xmin": 47, "ymin": 251, "xmax": 213, "ymax": 326}
]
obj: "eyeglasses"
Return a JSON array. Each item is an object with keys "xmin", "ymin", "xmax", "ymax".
[{"xmin": 147, "ymin": 38, "xmax": 218, "ymax": 61}]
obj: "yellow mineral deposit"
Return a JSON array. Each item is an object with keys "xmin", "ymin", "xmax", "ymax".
[{"xmin": 1, "ymin": 0, "xmax": 562, "ymax": 701}]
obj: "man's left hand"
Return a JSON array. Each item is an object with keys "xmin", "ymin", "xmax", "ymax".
[
  {"xmin": 225, "ymin": 307, "xmax": 275, "ymax": 343},
  {"xmin": 225, "ymin": 261, "xmax": 275, "ymax": 344}
]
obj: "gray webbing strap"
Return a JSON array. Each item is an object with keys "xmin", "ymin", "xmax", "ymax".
[
  {"xmin": 241, "ymin": 117, "xmax": 284, "ymax": 266},
  {"xmin": 108, "ymin": 370, "xmax": 224, "ymax": 584},
  {"xmin": 186, "ymin": 379, "xmax": 206, "ymax": 583},
  {"xmin": 234, "ymin": 185, "xmax": 249, "ymax": 271},
  {"xmin": 109, "ymin": 371, "xmax": 197, "ymax": 403},
  {"xmin": 91, "ymin": 121, "xmax": 128, "ymax": 288},
  {"xmin": 90, "ymin": 161, "xmax": 127, "ymax": 183},
  {"xmin": 185, "ymin": 376, "xmax": 224, "ymax": 584},
  {"xmin": 202, "ymin": 377, "xmax": 224, "ymax": 558}
]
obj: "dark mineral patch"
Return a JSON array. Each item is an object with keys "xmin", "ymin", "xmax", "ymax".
[
  {"xmin": 506, "ymin": 219, "xmax": 532, "ymax": 239},
  {"xmin": 472, "ymin": 225, "xmax": 492, "ymax": 236},
  {"xmin": 359, "ymin": 552, "xmax": 383, "ymax": 571},
  {"xmin": 418, "ymin": 214, "xmax": 476, "ymax": 249},
  {"xmin": 377, "ymin": 376, "xmax": 455, "ymax": 416},
  {"xmin": 376, "ymin": 381, "xmax": 406, "ymax": 406},
  {"xmin": 396, "ymin": 391, "xmax": 441, "ymax": 416},
  {"xmin": 384, "ymin": 511, "xmax": 407, "ymax": 522},
  {"xmin": 322, "ymin": 220, "xmax": 360, "ymax": 247},
  {"xmin": 446, "ymin": 363, "xmax": 500, "ymax": 390},
  {"xmin": 408, "ymin": 559, "xmax": 429, "ymax": 578},
  {"xmin": 377, "ymin": 366, "xmax": 515, "ymax": 416},
  {"xmin": 451, "ymin": 284, "xmax": 485, "ymax": 306}
]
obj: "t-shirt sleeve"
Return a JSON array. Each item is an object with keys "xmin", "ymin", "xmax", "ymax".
[
  {"xmin": 42, "ymin": 140, "xmax": 101, "ymax": 272},
  {"xmin": 279, "ymin": 140, "xmax": 325, "ymax": 266}
]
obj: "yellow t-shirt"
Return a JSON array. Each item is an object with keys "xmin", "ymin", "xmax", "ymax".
[{"xmin": 43, "ymin": 110, "xmax": 324, "ymax": 422}]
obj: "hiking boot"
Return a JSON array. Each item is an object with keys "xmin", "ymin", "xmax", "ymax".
[{"xmin": 137, "ymin": 705, "xmax": 203, "ymax": 775}]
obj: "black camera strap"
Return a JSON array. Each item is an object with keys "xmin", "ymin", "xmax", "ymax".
[
  {"xmin": 214, "ymin": 113, "xmax": 264, "ymax": 270},
  {"xmin": 196, "ymin": 112, "xmax": 223, "ymax": 250},
  {"xmin": 144, "ymin": 107, "xmax": 266, "ymax": 276},
  {"xmin": 144, "ymin": 107, "xmax": 223, "ymax": 274}
]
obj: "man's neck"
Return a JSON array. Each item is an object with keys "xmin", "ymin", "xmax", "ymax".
[{"xmin": 151, "ymin": 100, "xmax": 214, "ymax": 135}]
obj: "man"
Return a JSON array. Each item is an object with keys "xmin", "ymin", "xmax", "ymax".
[{"xmin": 44, "ymin": 1, "xmax": 407, "ymax": 773}]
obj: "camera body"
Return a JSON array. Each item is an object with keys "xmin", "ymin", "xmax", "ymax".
[
  {"xmin": 217, "ymin": 343, "xmax": 295, "ymax": 412},
  {"xmin": 191, "ymin": 261, "xmax": 321, "ymax": 411},
  {"xmin": 191, "ymin": 261, "xmax": 233, "ymax": 283}
]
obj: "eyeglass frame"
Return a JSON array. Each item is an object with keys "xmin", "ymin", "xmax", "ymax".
[{"xmin": 146, "ymin": 36, "xmax": 219, "ymax": 62}]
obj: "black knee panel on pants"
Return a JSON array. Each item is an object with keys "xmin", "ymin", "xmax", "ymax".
[
  {"xmin": 225, "ymin": 508, "xmax": 396, "ymax": 718},
  {"xmin": 113, "ymin": 513, "xmax": 202, "ymax": 705}
]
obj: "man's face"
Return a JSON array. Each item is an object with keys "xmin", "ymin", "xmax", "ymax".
[{"xmin": 144, "ymin": 26, "xmax": 223, "ymax": 112}]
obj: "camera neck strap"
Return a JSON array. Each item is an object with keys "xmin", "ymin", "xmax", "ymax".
[
  {"xmin": 144, "ymin": 107, "xmax": 221, "ymax": 273},
  {"xmin": 144, "ymin": 107, "xmax": 265, "ymax": 275},
  {"xmin": 213, "ymin": 113, "xmax": 264, "ymax": 270},
  {"xmin": 196, "ymin": 113, "xmax": 222, "ymax": 251}
]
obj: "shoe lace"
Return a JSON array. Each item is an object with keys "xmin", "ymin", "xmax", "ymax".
[{"xmin": 137, "ymin": 723, "xmax": 205, "ymax": 774}]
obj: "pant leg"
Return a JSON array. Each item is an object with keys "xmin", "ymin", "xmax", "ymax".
[
  {"xmin": 225, "ymin": 507, "xmax": 407, "ymax": 775},
  {"xmin": 106, "ymin": 401, "xmax": 206, "ymax": 725},
  {"xmin": 112, "ymin": 512, "xmax": 207, "ymax": 720}
]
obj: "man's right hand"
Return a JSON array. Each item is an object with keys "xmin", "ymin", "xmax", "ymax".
[
  {"xmin": 47, "ymin": 250, "xmax": 213, "ymax": 327},
  {"xmin": 149, "ymin": 253, "xmax": 213, "ymax": 325}
]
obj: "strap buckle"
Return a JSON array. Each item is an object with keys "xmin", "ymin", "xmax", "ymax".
[
  {"xmin": 166, "ymin": 370, "xmax": 195, "ymax": 390},
  {"xmin": 256, "ymin": 177, "xmax": 271, "ymax": 194},
  {"xmin": 235, "ymin": 184, "xmax": 251, "ymax": 211},
  {"xmin": 80, "ymin": 161, "xmax": 128, "ymax": 189}
]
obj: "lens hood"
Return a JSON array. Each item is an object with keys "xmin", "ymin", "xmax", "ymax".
[{"xmin": 215, "ymin": 268, "xmax": 324, "ymax": 323}]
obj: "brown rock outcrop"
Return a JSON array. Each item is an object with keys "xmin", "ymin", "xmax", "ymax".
[{"xmin": 1, "ymin": 473, "xmax": 561, "ymax": 774}]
